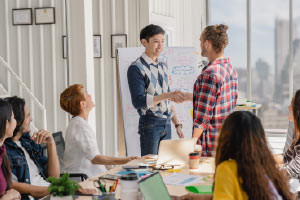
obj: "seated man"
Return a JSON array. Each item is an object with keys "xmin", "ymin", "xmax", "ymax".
[{"xmin": 4, "ymin": 96, "xmax": 60, "ymax": 200}]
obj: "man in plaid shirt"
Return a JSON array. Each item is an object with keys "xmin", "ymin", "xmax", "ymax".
[{"xmin": 191, "ymin": 24, "xmax": 238, "ymax": 156}]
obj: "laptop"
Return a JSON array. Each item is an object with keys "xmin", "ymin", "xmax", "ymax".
[
  {"xmin": 138, "ymin": 172, "xmax": 172, "ymax": 200},
  {"xmin": 156, "ymin": 138, "xmax": 196, "ymax": 165}
]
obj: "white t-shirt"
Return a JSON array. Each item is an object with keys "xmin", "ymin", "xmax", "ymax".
[
  {"xmin": 62, "ymin": 116, "xmax": 107, "ymax": 177},
  {"xmin": 15, "ymin": 141, "xmax": 50, "ymax": 187}
]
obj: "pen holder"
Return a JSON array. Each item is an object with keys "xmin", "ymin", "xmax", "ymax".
[
  {"xmin": 92, "ymin": 192, "xmax": 115, "ymax": 200},
  {"xmin": 94, "ymin": 178, "xmax": 108, "ymax": 193}
]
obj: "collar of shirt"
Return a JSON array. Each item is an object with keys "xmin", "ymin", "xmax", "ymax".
[
  {"xmin": 208, "ymin": 58, "xmax": 230, "ymax": 66},
  {"xmin": 203, "ymin": 58, "xmax": 230, "ymax": 72},
  {"xmin": 142, "ymin": 53, "xmax": 159, "ymax": 66}
]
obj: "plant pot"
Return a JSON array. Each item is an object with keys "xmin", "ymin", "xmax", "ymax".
[{"xmin": 50, "ymin": 195, "xmax": 73, "ymax": 200}]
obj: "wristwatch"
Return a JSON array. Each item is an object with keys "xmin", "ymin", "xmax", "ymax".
[{"xmin": 175, "ymin": 123, "xmax": 183, "ymax": 128}]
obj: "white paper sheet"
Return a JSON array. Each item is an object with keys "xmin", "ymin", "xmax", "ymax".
[{"xmin": 162, "ymin": 173, "xmax": 205, "ymax": 186}]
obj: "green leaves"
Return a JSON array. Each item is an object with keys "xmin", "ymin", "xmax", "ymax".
[{"xmin": 47, "ymin": 173, "xmax": 79, "ymax": 197}]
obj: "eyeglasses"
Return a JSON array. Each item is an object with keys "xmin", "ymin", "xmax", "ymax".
[{"xmin": 151, "ymin": 164, "xmax": 175, "ymax": 170}]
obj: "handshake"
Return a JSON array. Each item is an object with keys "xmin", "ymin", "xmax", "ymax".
[{"xmin": 168, "ymin": 90, "xmax": 193, "ymax": 103}]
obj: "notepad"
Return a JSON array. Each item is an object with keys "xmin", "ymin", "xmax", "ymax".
[{"xmin": 185, "ymin": 185, "xmax": 213, "ymax": 194}]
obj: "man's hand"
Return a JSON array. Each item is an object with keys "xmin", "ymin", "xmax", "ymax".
[
  {"xmin": 1, "ymin": 189, "xmax": 21, "ymax": 200},
  {"xmin": 31, "ymin": 130, "xmax": 54, "ymax": 144},
  {"xmin": 176, "ymin": 126, "xmax": 184, "ymax": 138},
  {"xmin": 169, "ymin": 90, "xmax": 185, "ymax": 103}
]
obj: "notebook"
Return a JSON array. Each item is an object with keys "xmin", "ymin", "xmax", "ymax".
[{"xmin": 156, "ymin": 138, "xmax": 196, "ymax": 165}]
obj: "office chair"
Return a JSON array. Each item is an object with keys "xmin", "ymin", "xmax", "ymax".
[{"xmin": 43, "ymin": 131, "xmax": 89, "ymax": 182}]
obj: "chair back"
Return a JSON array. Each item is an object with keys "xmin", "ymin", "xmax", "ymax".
[
  {"xmin": 52, "ymin": 131, "xmax": 65, "ymax": 167},
  {"xmin": 283, "ymin": 121, "xmax": 294, "ymax": 153}
]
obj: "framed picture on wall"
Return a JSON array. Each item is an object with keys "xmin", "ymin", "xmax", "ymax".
[
  {"xmin": 12, "ymin": 8, "xmax": 32, "ymax": 25},
  {"xmin": 62, "ymin": 36, "xmax": 67, "ymax": 59},
  {"xmin": 93, "ymin": 35, "xmax": 102, "ymax": 58},
  {"xmin": 35, "ymin": 7, "xmax": 55, "ymax": 25},
  {"xmin": 111, "ymin": 34, "xmax": 127, "ymax": 58}
]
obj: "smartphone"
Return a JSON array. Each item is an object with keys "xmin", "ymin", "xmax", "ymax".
[{"xmin": 100, "ymin": 174, "xmax": 119, "ymax": 181}]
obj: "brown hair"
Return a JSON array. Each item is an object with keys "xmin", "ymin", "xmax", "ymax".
[
  {"xmin": 203, "ymin": 24, "xmax": 229, "ymax": 53},
  {"xmin": 215, "ymin": 111, "xmax": 292, "ymax": 199},
  {"xmin": 291, "ymin": 89, "xmax": 300, "ymax": 146},
  {"xmin": 0, "ymin": 99, "xmax": 13, "ymax": 190},
  {"xmin": 60, "ymin": 84, "xmax": 85, "ymax": 116}
]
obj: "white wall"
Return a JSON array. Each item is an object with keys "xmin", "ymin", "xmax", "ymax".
[
  {"xmin": 150, "ymin": 0, "xmax": 206, "ymax": 64},
  {"xmin": 0, "ymin": 0, "xmax": 206, "ymax": 156},
  {"xmin": 0, "ymin": 0, "xmax": 68, "ymax": 133}
]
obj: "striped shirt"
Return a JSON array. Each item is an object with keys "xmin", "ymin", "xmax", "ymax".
[
  {"xmin": 193, "ymin": 58, "xmax": 238, "ymax": 156},
  {"xmin": 283, "ymin": 140, "xmax": 300, "ymax": 179}
]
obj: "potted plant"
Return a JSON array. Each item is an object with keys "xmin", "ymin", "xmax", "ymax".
[{"xmin": 47, "ymin": 173, "xmax": 79, "ymax": 200}]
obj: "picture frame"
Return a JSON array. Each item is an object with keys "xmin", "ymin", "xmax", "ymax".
[
  {"xmin": 111, "ymin": 34, "xmax": 127, "ymax": 58},
  {"xmin": 62, "ymin": 36, "xmax": 67, "ymax": 59},
  {"xmin": 93, "ymin": 35, "xmax": 102, "ymax": 58},
  {"xmin": 12, "ymin": 8, "xmax": 32, "ymax": 25},
  {"xmin": 35, "ymin": 7, "xmax": 55, "ymax": 25}
]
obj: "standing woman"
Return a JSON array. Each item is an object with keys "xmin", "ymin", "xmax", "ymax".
[
  {"xmin": 181, "ymin": 111, "xmax": 292, "ymax": 200},
  {"xmin": 0, "ymin": 99, "xmax": 21, "ymax": 200}
]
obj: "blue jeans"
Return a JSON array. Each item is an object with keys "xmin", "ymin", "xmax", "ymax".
[{"xmin": 138, "ymin": 116, "xmax": 171, "ymax": 156}]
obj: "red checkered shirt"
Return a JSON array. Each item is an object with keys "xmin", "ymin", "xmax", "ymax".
[{"xmin": 193, "ymin": 58, "xmax": 238, "ymax": 156}]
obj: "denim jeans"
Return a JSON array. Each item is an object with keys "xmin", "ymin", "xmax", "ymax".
[{"xmin": 138, "ymin": 116, "xmax": 171, "ymax": 156}]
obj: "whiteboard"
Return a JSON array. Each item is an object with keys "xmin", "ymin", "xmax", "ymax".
[{"xmin": 117, "ymin": 47, "xmax": 198, "ymax": 156}]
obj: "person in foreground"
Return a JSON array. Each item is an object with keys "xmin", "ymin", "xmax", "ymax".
[
  {"xmin": 278, "ymin": 89, "xmax": 300, "ymax": 179},
  {"xmin": 181, "ymin": 111, "xmax": 292, "ymax": 200},
  {"xmin": 60, "ymin": 84, "xmax": 138, "ymax": 178},
  {"xmin": 0, "ymin": 99, "xmax": 21, "ymax": 200},
  {"xmin": 4, "ymin": 96, "xmax": 60, "ymax": 200}
]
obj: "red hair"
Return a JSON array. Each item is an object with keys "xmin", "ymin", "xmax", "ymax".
[{"xmin": 60, "ymin": 84, "xmax": 85, "ymax": 116}]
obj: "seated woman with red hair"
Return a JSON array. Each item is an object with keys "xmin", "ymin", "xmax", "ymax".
[{"xmin": 60, "ymin": 84, "xmax": 138, "ymax": 177}]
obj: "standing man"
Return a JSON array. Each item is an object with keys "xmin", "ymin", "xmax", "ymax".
[
  {"xmin": 127, "ymin": 24, "xmax": 185, "ymax": 156},
  {"xmin": 189, "ymin": 24, "xmax": 238, "ymax": 156}
]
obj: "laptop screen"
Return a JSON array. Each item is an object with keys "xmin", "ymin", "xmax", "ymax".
[{"xmin": 138, "ymin": 172, "xmax": 171, "ymax": 200}]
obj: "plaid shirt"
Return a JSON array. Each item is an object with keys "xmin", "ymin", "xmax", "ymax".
[{"xmin": 193, "ymin": 58, "xmax": 238, "ymax": 156}]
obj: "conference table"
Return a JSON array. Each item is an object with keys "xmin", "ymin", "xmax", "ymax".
[{"xmin": 78, "ymin": 157, "xmax": 215, "ymax": 199}]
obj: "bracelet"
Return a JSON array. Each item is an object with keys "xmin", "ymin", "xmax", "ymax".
[{"xmin": 175, "ymin": 123, "xmax": 182, "ymax": 128}]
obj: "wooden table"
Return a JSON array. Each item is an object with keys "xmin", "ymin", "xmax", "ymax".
[
  {"xmin": 235, "ymin": 104, "xmax": 262, "ymax": 116},
  {"xmin": 79, "ymin": 157, "xmax": 215, "ymax": 199}
]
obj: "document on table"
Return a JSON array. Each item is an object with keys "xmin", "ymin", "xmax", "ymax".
[{"xmin": 162, "ymin": 173, "xmax": 206, "ymax": 186}]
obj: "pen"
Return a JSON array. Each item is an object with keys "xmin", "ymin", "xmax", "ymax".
[{"xmin": 114, "ymin": 178, "xmax": 119, "ymax": 191}]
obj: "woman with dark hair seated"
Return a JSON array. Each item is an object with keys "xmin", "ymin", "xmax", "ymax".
[
  {"xmin": 280, "ymin": 90, "xmax": 300, "ymax": 180},
  {"xmin": 60, "ymin": 84, "xmax": 138, "ymax": 177},
  {"xmin": 181, "ymin": 111, "xmax": 292, "ymax": 200},
  {"xmin": 0, "ymin": 99, "xmax": 21, "ymax": 200}
]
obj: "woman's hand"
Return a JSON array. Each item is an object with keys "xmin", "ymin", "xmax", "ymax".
[
  {"xmin": 125, "ymin": 156, "xmax": 139, "ymax": 163},
  {"xmin": 1, "ymin": 189, "xmax": 21, "ymax": 200}
]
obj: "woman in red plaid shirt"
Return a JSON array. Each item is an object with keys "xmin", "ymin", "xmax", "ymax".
[{"xmin": 186, "ymin": 24, "xmax": 238, "ymax": 156}]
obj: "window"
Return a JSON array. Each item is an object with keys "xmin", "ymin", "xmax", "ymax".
[
  {"xmin": 293, "ymin": 0, "xmax": 300, "ymax": 93},
  {"xmin": 211, "ymin": 0, "xmax": 293, "ymax": 130},
  {"xmin": 251, "ymin": 0, "xmax": 289, "ymax": 129},
  {"xmin": 211, "ymin": 0, "xmax": 247, "ymax": 98}
]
